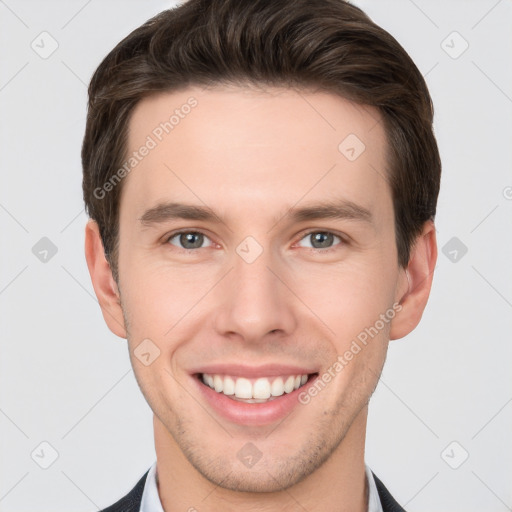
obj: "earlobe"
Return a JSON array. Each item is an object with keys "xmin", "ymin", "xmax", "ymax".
[
  {"xmin": 84, "ymin": 220, "xmax": 127, "ymax": 339},
  {"xmin": 390, "ymin": 221, "xmax": 437, "ymax": 340}
]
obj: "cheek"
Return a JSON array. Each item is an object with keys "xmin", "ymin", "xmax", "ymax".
[
  {"xmin": 127, "ymin": 353, "xmax": 180, "ymax": 422},
  {"xmin": 120, "ymin": 256, "xmax": 215, "ymax": 338},
  {"xmin": 292, "ymin": 260, "xmax": 397, "ymax": 339}
]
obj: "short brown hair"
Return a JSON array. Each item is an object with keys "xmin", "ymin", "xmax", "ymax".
[{"xmin": 82, "ymin": 0, "xmax": 441, "ymax": 281}]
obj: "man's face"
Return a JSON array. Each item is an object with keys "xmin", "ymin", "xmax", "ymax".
[{"xmin": 116, "ymin": 85, "xmax": 406, "ymax": 491}]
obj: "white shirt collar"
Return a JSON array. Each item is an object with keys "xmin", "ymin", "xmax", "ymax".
[
  {"xmin": 140, "ymin": 460, "xmax": 383, "ymax": 512},
  {"xmin": 366, "ymin": 463, "xmax": 384, "ymax": 512},
  {"xmin": 140, "ymin": 461, "xmax": 164, "ymax": 512}
]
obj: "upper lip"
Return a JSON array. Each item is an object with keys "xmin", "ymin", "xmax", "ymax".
[{"xmin": 191, "ymin": 363, "xmax": 318, "ymax": 378}]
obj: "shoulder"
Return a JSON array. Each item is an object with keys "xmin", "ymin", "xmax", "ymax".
[
  {"xmin": 99, "ymin": 469, "xmax": 150, "ymax": 512},
  {"xmin": 371, "ymin": 472, "xmax": 407, "ymax": 512}
]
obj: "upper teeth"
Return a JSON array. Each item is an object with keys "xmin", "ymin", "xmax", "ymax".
[{"xmin": 202, "ymin": 373, "xmax": 309, "ymax": 399}]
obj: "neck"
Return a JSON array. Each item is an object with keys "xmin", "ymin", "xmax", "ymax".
[{"xmin": 153, "ymin": 407, "xmax": 369, "ymax": 512}]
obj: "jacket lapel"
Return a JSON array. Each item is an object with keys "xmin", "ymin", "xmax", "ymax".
[
  {"xmin": 99, "ymin": 469, "xmax": 149, "ymax": 512},
  {"xmin": 372, "ymin": 472, "xmax": 407, "ymax": 512}
]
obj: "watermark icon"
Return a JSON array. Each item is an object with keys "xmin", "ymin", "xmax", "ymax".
[
  {"xmin": 441, "ymin": 31, "xmax": 469, "ymax": 60},
  {"xmin": 133, "ymin": 338, "xmax": 161, "ymax": 366},
  {"xmin": 441, "ymin": 441, "xmax": 469, "ymax": 469},
  {"xmin": 442, "ymin": 236, "xmax": 468, "ymax": 263},
  {"xmin": 31, "ymin": 441, "xmax": 59, "ymax": 469},
  {"xmin": 338, "ymin": 133, "xmax": 366, "ymax": 161},
  {"xmin": 31, "ymin": 31, "xmax": 59, "ymax": 59},
  {"xmin": 503, "ymin": 186, "xmax": 512, "ymax": 200},
  {"xmin": 93, "ymin": 96, "xmax": 198, "ymax": 200},
  {"xmin": 32, "ymin": 237, "xmax": 58, "ymax": 263},
  {"xmin": 236, "ymin": 236, "xmax": 264, "ymax": 264},
  {"xmin": 237, "ymin": 442, "xmax": 263, "ymax": 468},
  {"xmin": 298, "ymin": 302, "xmax": 402, "ymax": 405}
]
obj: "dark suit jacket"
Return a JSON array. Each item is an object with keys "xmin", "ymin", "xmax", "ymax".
[{"xmin": 100, "ymin": 469, "xmax": 406, "ymax": 512}]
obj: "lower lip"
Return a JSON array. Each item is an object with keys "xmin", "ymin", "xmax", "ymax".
[{"xmin": 192, "ymin": 374, "xmax": 318, "ymax": 426}]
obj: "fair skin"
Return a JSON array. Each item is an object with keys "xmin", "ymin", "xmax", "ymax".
[{"xmin": 85, "ymin": 85, "xmax": 437, "ymax": 512}]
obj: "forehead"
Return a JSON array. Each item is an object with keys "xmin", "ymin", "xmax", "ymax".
[{"xmin": 121, "ymin": 85, "xmax": 391, "ymax": 225}]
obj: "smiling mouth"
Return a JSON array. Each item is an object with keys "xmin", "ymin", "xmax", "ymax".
[{"xmin": 196, "ymin": 372, "xmax": 318, "ymax": 403}]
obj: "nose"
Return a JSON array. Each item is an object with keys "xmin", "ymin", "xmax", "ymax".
[{"xmin": 212, "ymin": 246, "xmax": 298, "ymax": 343}]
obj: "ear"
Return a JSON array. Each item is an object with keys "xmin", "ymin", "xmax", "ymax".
[
  {"xmin": 390, "ymin": 220, "xmax": 437, "ymax": 340},
  {"xmin": 84, "ymin": 219, "xmax": 127, "ymax": 339}
]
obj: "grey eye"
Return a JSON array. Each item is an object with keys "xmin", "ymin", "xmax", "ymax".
[
  {"xmin": 168, "ymin": 232, "xmax": 212, "ymax": 250},
  {"xmin": 298, "ymin": 231, "xmax": 341, "ymax": 250}
]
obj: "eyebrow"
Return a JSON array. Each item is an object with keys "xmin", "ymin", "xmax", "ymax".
[{"xmin": 138, "ymin": 199, "xmax": 373, "ymax": 228}]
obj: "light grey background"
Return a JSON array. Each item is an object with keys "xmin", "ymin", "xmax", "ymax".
[{"xmin": 0, "ymin": 0, "xmax": 511, "ymax": 511}]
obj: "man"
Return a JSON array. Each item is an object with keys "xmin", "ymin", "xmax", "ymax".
[{"xmin": 82, "ymin": 0, "xmax": 440, "ymax": 510}]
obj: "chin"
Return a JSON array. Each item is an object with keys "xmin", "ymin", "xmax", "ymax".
[{"xmin": 178, "ymin": 427, "xmax": 340, "ymax": 493}]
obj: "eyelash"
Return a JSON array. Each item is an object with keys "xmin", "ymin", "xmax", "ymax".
[{"xmin": 164, "ymin": 229, "xmax": 347, "ymax": 254}]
